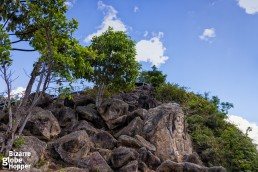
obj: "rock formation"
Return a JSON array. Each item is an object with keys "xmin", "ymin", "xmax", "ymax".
[{"xmin": 0, "ymin": 86, "xmax": 226, "ymax": 172}]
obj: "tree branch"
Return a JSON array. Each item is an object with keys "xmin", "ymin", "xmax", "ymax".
[
  {"xmin": 11, "ymin": 48, "xmax": 36, "ymax": 52},
  {"xmin": 11, "ymin": 39, "xmax": 29, "ymax": 44}
]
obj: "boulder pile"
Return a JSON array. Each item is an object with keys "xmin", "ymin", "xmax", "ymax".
[{"xmin": 0, "ymin": 86, "xmax": 226, "ymax": 172}]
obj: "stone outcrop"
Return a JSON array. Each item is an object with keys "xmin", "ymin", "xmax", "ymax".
[
  {"xmin": 144, "ymin": 103, "xmax": 192, "ymax": 162},
  {"xmin": 0, "ymin": 86, "xmax": 227, "ymax": 172},
  {"xmin": 25, "ymin": 107, "xmax": 61, "ymax": 140},
  {"xmin": 113, "ymin": 85, "xmax": 158, "ymax": 111}
]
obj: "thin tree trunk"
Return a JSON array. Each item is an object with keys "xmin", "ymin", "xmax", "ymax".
[{"xmin": 22, "ymin": 61, "xmax": 41, "ymax": 107}]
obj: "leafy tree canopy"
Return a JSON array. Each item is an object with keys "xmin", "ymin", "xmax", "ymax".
[
  {"xmin": 138, "ymin": 65, "xmax": 167, "ymax": 87},
  {"xmin": 88, "ymin": 27, "xmax": 141, "ymax": 106}
]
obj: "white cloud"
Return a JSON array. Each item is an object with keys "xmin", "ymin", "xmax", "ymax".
[
  {"xmin": 199, "ymin": 28, "xmax": 216, "ymax": 41},
  {"xmin": 226, "ymin": 115, "xmax": 258, "ymax": 148},
  {"xmin": 64, "ymin": 0, "xmax": 77, "ymax": 7},
  {"xmin": 143, "ymin": 31, "xmax": 148, "ymax": 37},
  {"xmin": 85, "ymin": 1, "xmax": 127, "ymax": 43},
  {"xmin": 135, "ymin": 32, "xmax": 168, "ymax": 67},
  {"xmin": 134, "ymin": 6, "xmax": 139, "ymax": 13},
  {"xmin": 9, "ymin": 87, "xmax": 25, "ymax": 99},
  {"xmin": 237, "ymin": 0, "xmax": 258, "ymax": 14}
]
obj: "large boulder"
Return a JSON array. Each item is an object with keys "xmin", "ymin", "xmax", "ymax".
[
  {"xmin": 72, "ymin": 120, "xmax": 117, "ymax": 150},
  {"xmin": 64, "ymin": 92, "xmax": 94, "ymax": 108},
  {"xmin": 143, "ymin": 103, "xmax": 192, "ymax": 162},
  {"xmin": 79, "ymin": 152, "xmax": 113, "ymax": 172},
  {"xmin": 138, "ymin": 147, "xmax": 161, "ymax": 170},
  {"xmin": 115, "ymin": 117, "xmax": 143, "ymax": 138},
  {"xmin": 113, "ymin": 85, "xmax": 157, "ymax": 111},
  {"xmin": 135, "ymin": 135, "xmax": 156, "ymax": 152},
  {"xmin": 28, "ymin": 92, "xmax": 54, "ymax": 108},
  {"xmin": 53, "ymin": 130, "xmax": 94, "ymax": 165},
  {"xmin": 118, "ymin": 135, "xmax": 142, "ymax": 148},
  {"xmin": 76, "ymin": 105, "xmax": 105, "ymax": 128},
  {"xmin": 156, "ymin": 160, "xmax": 226, "ymax": 172},
  {"xmin": 57, "ymin": 107, "xmax": 77, "ymax": 128},
  {"xmin": 26, "ymin": 107, "xmax": 61, "ymax": 140},
  {"xmin": 98, "ymin": 99, "xmax": 129, "ymax": 130},
  {"xmin": 118, "ymin": 160, "xmax": 138, "ymax": 172},
  {"xmin": 17, "ymin": 136, "xmax": 47, "ymax": 167},
  {"xmin": 156, "ymin": 160, "xmax": 205, "ymax": 172},
  {"xmin": 111, "ymin": 146, "xmax": 139, "ymax": 168}
]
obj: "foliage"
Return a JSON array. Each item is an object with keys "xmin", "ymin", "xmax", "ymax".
[
  {"xmin": 155, "ymin": 82, "xmax": 258, "ymax": 172},
  {"xmin": 0, "ymin": 25, "xmax": 12, "ymax": 67},
  {"xmin": 138, "ymin": 65, "xmax": 167, "ymax": 87},
  {"xmin": 13, "ymin": 136, "xmax": 25, "ymax": 149},
  {"xmin": 89, "ymin": 27, "xmax": 140, "ymax": 106}
]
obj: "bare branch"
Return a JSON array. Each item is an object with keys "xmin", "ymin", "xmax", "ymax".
[{"xmin": 11, "ymin": 48, "xmax": 36, "ymax": 52}]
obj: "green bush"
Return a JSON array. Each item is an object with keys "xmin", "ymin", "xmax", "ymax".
[{"xmin": 155, "ymin": 82, "xmax": 258, "ymax": 171}]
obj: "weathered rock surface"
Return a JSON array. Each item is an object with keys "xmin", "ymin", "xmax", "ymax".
[
  {"xmin": 139, "ymin": 147, "xmax": 161, "ymax": 170},
  {"xmin": 72, "ymin": 120, "xmax": 117, "ymax": 149},
  {"xmin": 156, "ymin": 160, "xmax": 226, "ymax": 172},
  {"xmin": 28, "ymin": 92, "xmax": 54, "ymax": 108},
  {"xmin": 17, "ymin": 136, "xmax": 47, "ymax": 166},
  {"xmin": 111, "ymin": 146, "xmax": 139, "ymax": 168},
  {"xmin": 113, "ymin": 85, "xmax": 158, "ymax": 111},
  {"xmin": 1, "ymin": 86, "xmax": 227, "ymax": 171},
  {"xmin": 26, "ymin": 107, "xmax": 61, "ymax": 140},
  {"xmin": 53, "ymin": 130, "xmax": 94, "ymax": 165},
  {"xmin": 79, "ymin": 152, "xmax": 113, "ymax": 172},
  {"xmin": 118, "ymin": 160, "xmax": 138, "ymax": 172},
  {"xmin": 98, "ymin": 98, "xmax": 129, "ymax": 130},
  {"xmin": 64, "ymin": 92, "xmax": 94, "ymax": 108},
  {"xmin": 57, "ymin": 107, "xmax": 77, "ymax": 128},
  {"xmin": 115, "ymin": 117, "xmax": 143, "ymax": 138},
  {"xmin": 76, "ymin": 105, "xmax": 105, "ymax": 128},
  {"xmin": 144, "ymin": 103, "xmax": 192, "ymax": 162}
]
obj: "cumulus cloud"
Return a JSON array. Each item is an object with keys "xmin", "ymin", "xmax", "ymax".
[
  {"xmin": 85, "ymin": 1, "xmax": 127, "ymax": 43},
  {"xmin": 64, "ymin": 0, "xmax": 77, "ymax": 7},
  {"xmin": 199, "ymin": 28, "xmax": 216, "ymax": 41},
  {"xmin": 226, "ymin": 115, "xmax": 258, "ymax": 148},
  {"xmin": 143, "ymin": 31, "xmax": 148, "ymax": 37},
  {"xmin": 135, "ymin": 32, "xmax": 168, "ymax": 67},
  {"xmin": 134, "ymin": 6, "xmax": 139, "ymax": 13},
  {"xmin": 237, "ymin": 0, "xmax": 258, "ymax": 14},
  {"xmin": 7, "ymin": 87, "xmax": 26, "ymax": 99}
]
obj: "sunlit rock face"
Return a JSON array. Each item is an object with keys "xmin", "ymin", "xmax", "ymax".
[{"xmin": 144, "ymin": 103, "xmax": 192, "ymax": 162}]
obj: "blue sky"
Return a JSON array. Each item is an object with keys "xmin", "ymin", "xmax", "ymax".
[{"xmin": 1, "ymin": 0, "xmax": 258, "ymax": 143}]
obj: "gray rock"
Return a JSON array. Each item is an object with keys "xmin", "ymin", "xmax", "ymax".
[
  {"xmin": 115, "ymin": 117, "xmax": 143, "ymax": 138},
  {"xmin": 118, "ymin": 135, "xmax": 142, "ymax": 148},
  {"xmin": 156, "ymin": 160, "xmax": 208, "ymax": 172},
  {"xmin": 73, "ymin": 120, "xmax": 117, "ymax": 149},
  {"xmin": 17, "ymin": 136, "xmax": 47, "ymax": 167},
  {"xmin": 98, "ymin": 99, "xmax": 129, "ymax": 129},
  {"xmin": 26, "ymin": 107, "xmax": 61, "ymax": 140},
  {"xmin": 144, "ymin": 103, "xmax": 192, "ymax": 162},
  {"xmin": 57, "ymin": 107, "xmax": 77, "ymax": 128},
  {"xmin": 79, "ymin": 152, "xmax": 113, "ymax": 172},
  {"xmin": 54, "ymin": 130, "xmax": 94, "ymax": 165},
  {"xmin": 135, "ymin": 135, "xmax": 156, "ymax": 152},
  {"xmin": 96, "ymin": 148, "xmax": 112, "ymax": 164},
  {"xmin": 139, "ymin": 147, "xmax": 161, "ymax": 170},
  {"xmin": 28, "ymin": 92, "xmax": 53, "ymax": 108},
  {"xmin": 118, "ymin": 160, "xmax": 138, "ymax": 172},
  {"xmin": 64, "ymin": 93, "xmax": 94, "ymax": 108},
  {"xmin": 111, "ymin": 146, "xmax": 139, "ymax": 168},
  {"xmin": 57, "ymin": 167, "xmax": 89, "ymax": 172},
  {"xmin": 76, "ymin": 106, "xmax": 105, "ymax": 128}
]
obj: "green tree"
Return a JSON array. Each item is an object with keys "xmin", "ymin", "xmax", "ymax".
[
  {"xmin": 138, "ymin": 65, "xmax": 167, "ymax": 87},
  {"xmin": 89, "ymin": 27, "xmax": 140, "ymax": 106},
  {"xmin": 0, "ymin": 0, "xmax": 95, "ymax": 155}
]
